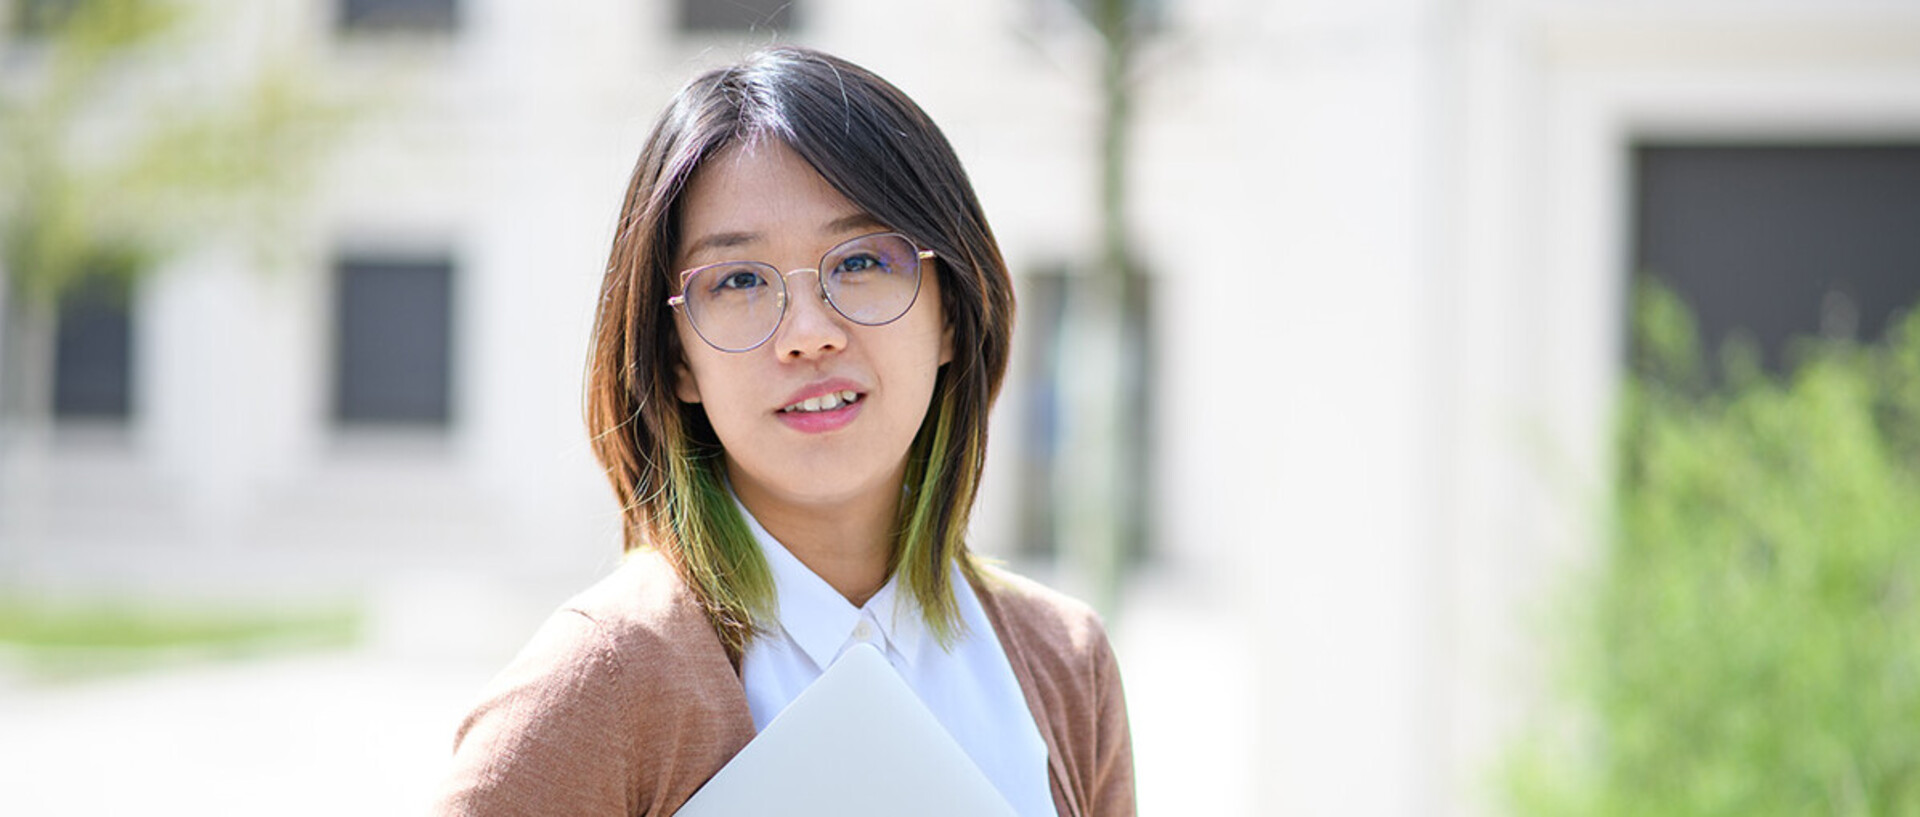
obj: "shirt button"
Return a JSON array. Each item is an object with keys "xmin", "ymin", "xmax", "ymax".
[{"xmin": 852, "ymin": 619, "xmax": 875, "ymax": 643}]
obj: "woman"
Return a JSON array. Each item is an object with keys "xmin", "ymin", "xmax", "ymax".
[{"xmin": 435, "ymin": 46, "xmax": 1133, "ymax": 816}]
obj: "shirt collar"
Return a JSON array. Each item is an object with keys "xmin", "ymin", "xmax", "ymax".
[
  {"xmin": 861, "ymin": 570, "xmax": 926, "ymax": 664},
  {"xmin": 735, "ymin": 497, "xmax": 927, "ymax": 669}
]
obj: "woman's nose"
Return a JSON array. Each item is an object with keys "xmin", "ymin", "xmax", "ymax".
[{"xmin": 773, "ymin": 268, "xmax": 848, "ymax": 359}]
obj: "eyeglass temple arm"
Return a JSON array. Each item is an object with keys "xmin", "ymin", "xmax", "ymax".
[{"xmin": 666, "ymin": 267, "xmax": 701, "ymax": 307}]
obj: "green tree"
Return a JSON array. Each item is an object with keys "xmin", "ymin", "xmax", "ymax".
[
  {"xmin": 1051, "ymin": 0, "xmax": 1157, "ymax": 612},
  {"xmin": 0, "ymin": 0, "xmax": 339, "ymax": 422},
  {"xmin": 1508, "ymin": 283, "xmax": 1920, "ymax": 816}
]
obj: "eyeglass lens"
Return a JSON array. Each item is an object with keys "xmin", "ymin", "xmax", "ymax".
[{"xmin": 680, "ymin": 233, "xmax": 923, "ymax": 352}]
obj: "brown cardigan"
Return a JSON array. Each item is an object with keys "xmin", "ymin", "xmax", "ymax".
[{"xmin": 433, "ymin": 550, "xmax": 1135, "ymax": 816}]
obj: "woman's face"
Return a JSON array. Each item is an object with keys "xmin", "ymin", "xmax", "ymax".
[{"xmin": 671, "ymin": 138, "xmax": 952, "ymax": 516}]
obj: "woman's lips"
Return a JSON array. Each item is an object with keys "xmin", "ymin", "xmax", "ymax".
[
  {"xmin": 779, "ymin": 389, "xmax": 861, "ymax": 414},
  {"xmin": 775, "ymin": 391, "xmax": 863, "ymax": 433},
  {"xmin": 775, "ymin": 381, "xmax": 867, "ymax": 434}
]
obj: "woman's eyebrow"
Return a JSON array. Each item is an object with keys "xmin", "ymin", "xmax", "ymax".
[
  {"xmin": 683, "ymin": 213, "xmax": 882, "ymax": 261},
  {"xmin": 684, "ymin": 230, "xmax": 759, "ymax": 259},
  {"xmin": 823, "ymin": 212, "xmax": 884, "ymax": 236}
]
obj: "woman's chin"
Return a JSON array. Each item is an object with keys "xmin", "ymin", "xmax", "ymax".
[{"xmin": 727, "ymin": 459, "xmax": 908, "ymax": 514}]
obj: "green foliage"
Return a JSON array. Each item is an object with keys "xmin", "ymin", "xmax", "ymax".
[
  {"xmin": 0, "ymin": 0, "xmax": 343, "ymax": 303},
  {"xmin": 0, "ymin": 593, "xmax": 361, "ymax": 683},
  {"xmin": 1509, "ymin": 283, "xmax": 1920, "ymax": 816}
]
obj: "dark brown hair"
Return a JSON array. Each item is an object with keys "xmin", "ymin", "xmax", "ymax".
[{"xmin": 584, "ymin": 46, "xmax": 1016, "ymax": 655}]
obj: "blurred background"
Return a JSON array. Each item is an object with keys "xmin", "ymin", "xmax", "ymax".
[{"xmin": 3, "ymin": 0, "xmax": 1918, "ymax": 814}]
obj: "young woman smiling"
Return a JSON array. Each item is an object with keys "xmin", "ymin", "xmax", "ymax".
[{"xmin": 434, "ymin": 47, "xmax": 1134, "ymax": 817}]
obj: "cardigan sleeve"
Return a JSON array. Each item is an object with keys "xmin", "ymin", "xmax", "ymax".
[
  {"xmin": 1086, "ymin": 621, "xmax": 1136, "ymax": 817},
  {"xmin": 433, "ymin": 609, "xmax": 640, "ymax": 816}
]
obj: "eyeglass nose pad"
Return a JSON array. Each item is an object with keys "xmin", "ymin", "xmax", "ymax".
[{"xmin": 783, "ymin": 267, "xmax": 828, "ymax": 305}]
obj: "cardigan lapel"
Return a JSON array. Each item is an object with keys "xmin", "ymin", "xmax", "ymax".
[{"xmin": 970, "ymin": 570, "xmax": 1083, "ymax": 817}]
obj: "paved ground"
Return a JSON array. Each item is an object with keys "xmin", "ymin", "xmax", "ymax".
[{"xmin": 0, "ymin": 567, "xmax": 1254, "ymax": 815}]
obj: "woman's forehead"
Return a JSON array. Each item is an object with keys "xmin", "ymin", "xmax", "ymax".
[{"xmin": 675, "ymin": 141, "xmax": 881, "ymax": 264}]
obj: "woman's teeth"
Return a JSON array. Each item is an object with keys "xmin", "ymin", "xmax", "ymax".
[{"xmin": 782, "ymin": 390, "xmax": 861, "ymax": 414}]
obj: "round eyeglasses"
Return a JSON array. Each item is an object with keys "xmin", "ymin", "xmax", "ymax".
[{"xmin": 667, "ymin": 231, "xmax": 933, "ymax": 353}]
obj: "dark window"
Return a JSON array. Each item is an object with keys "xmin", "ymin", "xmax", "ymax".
[
  {"xmin": 678, "ymin": 0, "xmax": 795, "ymax": 33},
  {"xmin": 52, "ymin": 274, "xmax": 135, "ymax": 420},
  {"xmin": 1011, "ymin": 266, "xmax": 1157, "ymax": 564},
  {"xmin": 338, "ymin": 0, "xmax": 457, "ymax": 33},
  {"xmin": 333, "ymin": 256, "xmax": 454, "ymax": 426},
  {"xmin": 1633, "ymin": 144, "xmax": 1920, "ymax": 377},
  {"xmin": 1014, "ymin": 269, "xmax": 1069, "ymax": 559}
]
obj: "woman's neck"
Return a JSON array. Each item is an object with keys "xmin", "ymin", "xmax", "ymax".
[{"xmin": 730, "ymin": 471, "xmax": 899, "ymax": 608}]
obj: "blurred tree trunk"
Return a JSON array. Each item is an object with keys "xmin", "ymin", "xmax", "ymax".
[
  {"xmin": 0, "ymin": 285, "xmax": 56, "ymax": 428},
  {"xmin": 0, "ymin": 289, "xmax": 56, "ymax": 567},
  {"xmin": 1057, "ymin": 0, "xmax": 1153, "ymax": 613}
]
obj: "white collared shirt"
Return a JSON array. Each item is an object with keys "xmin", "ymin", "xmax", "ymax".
[{"xmin": 736, "ymin": 507, "xmax": 1054, "ymax": 817}]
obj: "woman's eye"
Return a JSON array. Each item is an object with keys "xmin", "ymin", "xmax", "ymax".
[
  {"xmin": 712, "ymin": 269, "xmax": 766, "ymax": 292},
  {"xmin": 835, "ymin": 254, "xmax": 887, "ymax": 275}
]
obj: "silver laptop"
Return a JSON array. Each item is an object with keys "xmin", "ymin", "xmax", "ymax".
[{"xmin": 675, "ymin": 643, "xmax": 1019, "ymax": 816}]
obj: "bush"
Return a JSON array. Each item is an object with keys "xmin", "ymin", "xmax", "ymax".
[{"xmin": 1508, "ymin": 285, "xmax": 1920, "ymax": 816}]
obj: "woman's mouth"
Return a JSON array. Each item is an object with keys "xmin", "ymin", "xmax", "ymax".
[{"xmin": 780, "ymin": 390, "xmax": 863, "ymax": 414}]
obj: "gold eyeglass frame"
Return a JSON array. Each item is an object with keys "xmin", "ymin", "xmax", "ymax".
[{"xmin": 666, "ymin": 231, "xmax": 936, "ymax": 353}]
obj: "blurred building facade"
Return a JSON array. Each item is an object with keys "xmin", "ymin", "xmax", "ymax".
[{"xmin": 4, "ymin": 0, "xmax": 1919, "ymax": 815}]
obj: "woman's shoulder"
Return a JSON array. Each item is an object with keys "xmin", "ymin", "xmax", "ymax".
[
  {"xmin": 456, "ymin": 548, "xmax": 745, "ymax": 748},
  {"xmin": 435, "ymin": 549, "xmax": 750, "ymax": 815},
  {"xmin": 970, "ymin": 562, "xmax": 1115, "ymax": 662},
  {"xmin": 476, "ymin": 548, "xmax": 736, "ymax": 709},
  {"xmin": 559, "ymin": 548, "xmax": 717, "ymax": 651}
]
